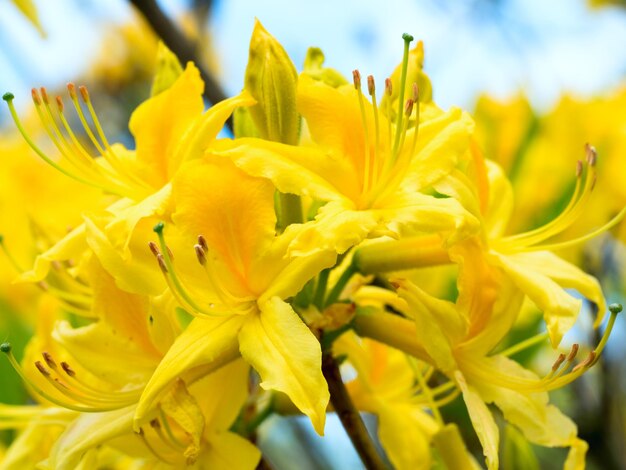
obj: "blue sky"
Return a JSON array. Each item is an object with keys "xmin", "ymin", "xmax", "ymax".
[{"xmin": 1, "ymin": 0, "xmax": 626, "ymax": 117}]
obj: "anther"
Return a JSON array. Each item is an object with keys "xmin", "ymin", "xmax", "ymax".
[
  {"xmin": 78, "ymin": 86, "xmax": 90, "ymax": 103},
  {"xmin": 412, "ymin": 83, "xmax": 419, "ymax": 102},
  {"xmin": 148, "ymin": 241, "xmax": 160, "ymax": 257},
  {"xmin": 572, "ymin": 351, "xmax": 596, "ymax": 372},
  {"xmin": 37, "ymin": 281, "xmax": 49, "ymax": 291},
  {"xmin": 590, "ymin": 174, "xmax": 597, "ymax": 191},
  {"xmin": 385, "ymin": 78, "xmax": 392, "ymax": 96},
  {"xmin": 61, "ymin": 361, "xmax": 76, "ymax": 377},
  {"xmin": 194, "ymin": 244, "xmax": 207, "ymax": 266},
  {"xmin": 585, "ymin": 143, "xmax": 597, "ymax": 166},
  {"xmin": 2, "ymin": 92, "xmax": 14, "ymax": 102},
  {"xmin": 157, "ymin": 254, "xmax": 168, "ymax": 273},
  {"xmin": 39, "ymin": 87, "xmax": 50, "ymax": 104},
  {"xmin": 609, "ymin": 303, "xmax": 622, "ymax": 314},
  {"xmin": 197, "ymin": 235, "xmax": 208, "ymax": 252},
  {"xmin": 31, "ymin": 88, "xmax": 41, "ymax": 105},
  {"xmin": 551, "ymin": 353, "xmax": 566, "ymax": 371},
  {"xmin": 150, "ymin": 419, "xmax": 161, "ymax": 429},
  {"xmin": 576, "ymin": 160, "xmax": 583, "ymax": 178},
  {"xmin": 55, "ymin": 96, "xmax": 64, "ymax": 112},
  {"xmin": 567, "ymin": 343, "xmax": 579, "ymax": 362},
  {"xmin": 42, "ymin": 352, "xmax": 57, "ymax": 369},
  {"xmin": 404, "ymin": 99, "xmax": 414, "ymax": 117},
  {"xmin": 34, "ymin": 361, "xmax": 51, "ymax": 377},
  {"xmin": 166, "ymin": 246, "xmax": 174, "ymax": 261},
  {"xmin": 367, "ymin": 75, "xmax": 375, "ymax": 96},
  {"xmin": 0, "ymin": 342, "xmax": 12, "ymax": 353},
  {"xmin": 352, "ymin": 70, "xmax": 362, "ymax": 90},
  {"xmin": 66, "ymin": 83, "xmax": 77, "ymax": 100}
]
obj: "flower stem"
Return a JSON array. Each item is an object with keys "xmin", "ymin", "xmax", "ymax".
[{"xmin": 321, "ymin": 351, "xmax": 387, "ymax": 470}]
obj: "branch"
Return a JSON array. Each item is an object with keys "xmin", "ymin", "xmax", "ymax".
[
  {"xmin": 321, "ymin": 352, "xmax": 387, "ymax": 470},
  {"xmin": 129, "ymin": 0, "xmax": 232, "ymax": 130}
]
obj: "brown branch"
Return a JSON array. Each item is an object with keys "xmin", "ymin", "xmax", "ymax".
[
  {"xmin": 129, "ymin": 0, "xmax": 232, "ymax": 130},
  {"xmin": 321, "ymin": 352, "xmax": 387, "ymax": 470}
]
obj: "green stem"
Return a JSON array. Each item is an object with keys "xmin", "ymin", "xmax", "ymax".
[
  {"xmin": 324, "ymin": 263, "xmax": 357, "ymax": 308},
  {"xmin": 313, "ymin": 269, "xmax": 330, "ymax": 309}
]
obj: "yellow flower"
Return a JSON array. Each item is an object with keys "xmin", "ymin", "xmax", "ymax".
[
  {"xmin": 134, "ymin": 158, "xmax": 335, "ymax": 435},
  {"xmin": 4, "ymin": 61, "xmax": 254, "ymax": 285},
  {"xmin": 211, "ymin": 35, "xmax": 477, "ymax": 256}
]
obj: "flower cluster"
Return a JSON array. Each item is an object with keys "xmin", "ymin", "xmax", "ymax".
[{"xmin": 0, "ymin": 20, "xmax": 622, "ymax": 470}]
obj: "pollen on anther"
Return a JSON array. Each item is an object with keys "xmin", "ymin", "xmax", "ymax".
[
  {"xmin": 194, "ymin": 244, "xmax": 207, "ymax": 266},
  {"xmin": 31, "ymin": 88, "xmax": 41, "ymax": 105},
  {"xmin": 576, "ymin": 160, "xmax": 583, "ymax": 178},
  {"xmin": 385, "ymin": 78, "xmax": 392, "ymax": 96},
  {"xmin": 39, "ymin": 87, "xmax": 50, "ymax": 104},
  {"xmin": 198, "ymin": 235, "xmax": 208, "ymax": 252},
  {"xmin": 34, "ymin": 360, "xmax": 51, "ymax": 377},
  {"xmin": 551, "ymin": 353, "xmax": 566, "ymax": 371},
  {"xmin": 42, "ymin": 352, "xmax": 57, "ymax": 369},
  {"xmin": 412, "ymin": 83, "xmax": 419, "ymax": 102},
  {"xmin": 66, "ymin": 83, "xmax": 77, "ymax": 99},
  {"xmin": 56, "ymin": 96, "xmax": 64, "ymax": 112},
  {"xmin": 572, "ymin": 351, "xmax": 596, "ymax": 372},
  {"xmin": 148, "ymin": 241, "xmax": 160, "ymax": 257},
  {"xmin": 156, "ymin": 254, "xmax": 168, "ymax": 273},
  {"xmin": 352, "ymin": 70, "xmax": 362, "ymax": 90},
  {"xmin": 404, "ymin": 99, "xmax": 414, "ymax": 117},
  {"xmin": 367, "ymin": 75, "xmax": 375, "ymax": 96},
  {"xmin": 78, "ymin": 85, "xmax": 90, "ymax": 103},
  {"xmin": 567, "ymin": 343, "xmax": 579, "ymax": 361},
  {"xmin": 585, "ymin": 143, "xmax": 597, "ymax": 166},
  {"xmin": 61, "ymin": 361, "xmax": 76, "ymax": 377}
]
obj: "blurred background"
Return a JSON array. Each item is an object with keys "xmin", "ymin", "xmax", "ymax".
[{"xmin": 1, "ymin": 0, "xmax": 626, "ymax": 468}]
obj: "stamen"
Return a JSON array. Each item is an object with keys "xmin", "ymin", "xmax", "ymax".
[
  {"xmin": 384, "ymin": 78, "xmax": 393, "ymax": 144},
  {"xmin": 367, "ymin": 75, "xmax": 381, "ymax": 185},
  {"xmin": 194, "ymin": 244, "xmax": 207, "ymax": 266},
  {"xmin": 148, "ymin": 241, "xmax": 160, "ymax": 257},
  {"xmin": 2, "ymin": 91, "xmax": 124, "ymax": 195},
  {"xmin": 391, "ymin": 33, "xmax": 414, "ymax": 159},
  {"xmin": 137, "ymin": 427, "xmax": 179, "ymax": 465},
  {"xmin": 42, "ymin": 352, "xmax": 57, "ymax": 369},
  {"xmin": 353, "ymin": 69, "xmax": 372, "ymax": 193},
  {"xmin": 152, "ymin": 223, "xmax": 210, "ymax": 315},
  {"xmin": 198, "ymin": 235, "xmax": 208, "ymax": 252},
  {"xmin": 151, "ymin": 419, "xmax": 185, "ymax": 451},
  {"xmin": 410, "ymin": 83, "xmax": 420, "ymax": 157},
  {"xmin": 551, "ymin": 353, "xmax": 566, "ymax": 372}
]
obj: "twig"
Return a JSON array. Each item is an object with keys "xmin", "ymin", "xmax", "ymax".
[
  {"xmin": 129, "ymin": 0, "xmax": 232, "ymax": 130},
  {"xmin": 321, "ymin": 352, "xmax": 387, "ymax": 470}
]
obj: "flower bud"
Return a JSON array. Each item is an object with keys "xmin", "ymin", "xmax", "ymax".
[{"xmin": 244, "ymin": 20, "xmax": 300, "ymax": 144}]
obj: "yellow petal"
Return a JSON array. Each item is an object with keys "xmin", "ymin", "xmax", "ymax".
[
  {"xmin": 191, "ymin": 359, "xmax": 249, "ymax": 432},
  {"xmin": 511, "ymin": 250, "xmax": 606, "ymax": 327},
  {"xmin": 172, "ymin": 158, "xmax": 276, "ymax": 293},
  {"xmin": 211, "ymin": 137, "xmax": 354, "ymax": 202},
  {"xmin": 173, "ymin": 91, "xmax": 256, "ymax": 166},
  {"xmin": 49, "ymin": 406, "xmax": 137, "ymax": 470},
  {"xmin": 201, "ymin": 431, "xmax": 261, "ymax": 470},
  {"xmin": 565, "ymin": 439, "xmax": 588, "ymax": 470},
  {"xmin": 129, "ymin": 62, "xmax": 204, "ymax": 188},
  {"xmin": 134, "ymin": 315, "xmax": 244, "ymax": 427},
  {"xmin": 238, "ymin": 297, "xmax": 329, "ymax": 434},
  {"xmin": 83, "ymin": 216, "xmax": 165, "ymax": 297},
  {"xmin": 258, "ymin": 226, "xmax": 336, "ymax": 301},
  {"xmin": 403, "ymin": 107, "xmax": 474, "ymax": 191},
  {"xmin": 471, "ymin": 355, "xmax": 578, "ymax": 448},
  {"xmin": 53, "ymin": 320, "xmax": 157, "ymax": 387},
  {"xmin": 393, "ymin": 279, "xmax": 460, "ymax": 372},
  {"xmin": 455, "ymin": 371, "xmax": 499, "ymax": 470},
  {"xmin": 297, "ymin": 74, "xmax": 373, "ymax": 178},
  {"xmin": 491, "ymin": 251, "xmax": 588, "ymax": 347},
  {"xmin": 377, "ymin": 403, "xmax": 436, "ymax": 470},
  {"xmin": 19, "ymin": 225, "xmax": 87, "ymax": 283},
  {"xmin": 160, "ymin": 379, "xmax": 205, "ymax": 464},
  {"xmin": 287, "ymin": 201, "xmax": 382, "ymax": 256}
]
